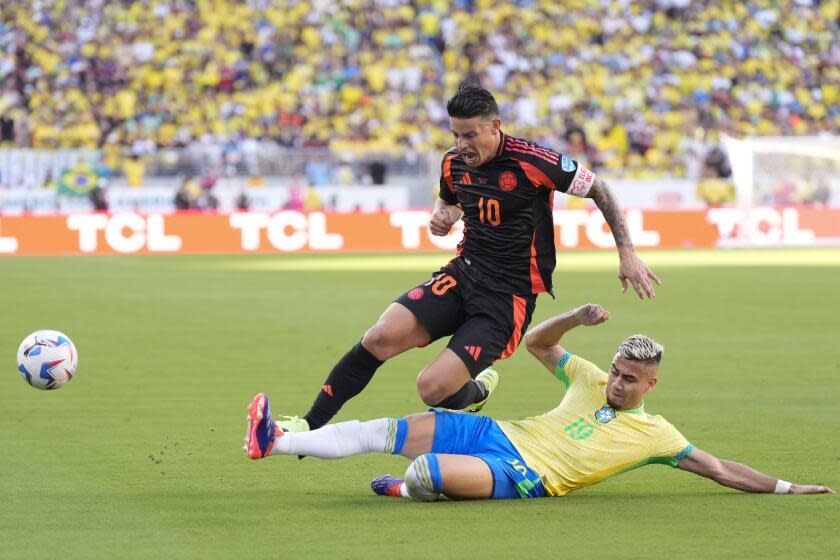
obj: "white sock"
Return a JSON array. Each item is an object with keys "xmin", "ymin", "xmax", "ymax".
[
  {"xmin": 403, "ymin": 455, "xmax": 440, "ymax": 502},
  {"xmin": 271, "ymin": 418, "xmax": 396, "ymax": 459}
]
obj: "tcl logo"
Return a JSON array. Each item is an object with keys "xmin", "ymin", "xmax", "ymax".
[
  {"xmin": 707, "ymin": 208, "xmax": 815, "ymax": 246},
  {"xmin": 68, "ymin": 213, "xmax": 182, "ymax": 253},
  {"xmin": 229, "ymin": 212, "xmax": 342, "ymax": 251},
  {"xmin": 553, "ymin": 209, "xmax": 660, "ymax": 248}
]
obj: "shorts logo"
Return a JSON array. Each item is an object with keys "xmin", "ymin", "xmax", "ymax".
[
  {"xmin": 498, "ymin": 171, "xmax": 517, "ymax": 191},
  {"xmin": 322, "ymin": 384, "xmax": 334, "ymax": 397},
  {"xmin": 464, "ymin": 345, "xmax": 482, "ymax": 361},
  {"xmin": 594, "ymin": 405, "xmax": 616, "ymax": 423},
  {"xmin": 561, "ymin": 155, "xmax": 576, "ymax": 172},
  {"xmin": 407, "ymin": 287, "xmax": 424, "ymax": 300}
]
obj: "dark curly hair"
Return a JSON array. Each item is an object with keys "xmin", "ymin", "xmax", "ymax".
[{"xmin": 446, "ymin": 82, "xmax": 500, "ymax": 119}]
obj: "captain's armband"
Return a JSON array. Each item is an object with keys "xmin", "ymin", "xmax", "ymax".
[{"xmin": 567, "ymin": 166, "xmax": 596, "ymax": 198}]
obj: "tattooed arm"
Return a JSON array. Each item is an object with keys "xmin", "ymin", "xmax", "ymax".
[
  {"xmin": 588, "ymin": 177, "xmax": 662, "ymax": 299},
  {"xmin": 589, "ymin": 177, "xmax": 633, "ymax": 249}
]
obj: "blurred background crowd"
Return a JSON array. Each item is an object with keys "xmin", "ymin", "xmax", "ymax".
[{"xmin": 0, "ymin": 0, "xmax": 838, "ymax": 190}]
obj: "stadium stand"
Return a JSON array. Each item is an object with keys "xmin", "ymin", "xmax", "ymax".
[{"xmin": 0, "ymin": 0, "xmax": 838, "ymax": 183}]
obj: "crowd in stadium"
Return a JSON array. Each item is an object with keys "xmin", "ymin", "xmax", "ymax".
[{"xmin": 1, "ymin": 0, "xmax": 838, "ymax": 181}]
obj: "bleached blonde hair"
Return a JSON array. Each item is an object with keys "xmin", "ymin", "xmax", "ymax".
[{"xmin": 618, "ymin": 335, "xmax": 663, "ymax": 366}]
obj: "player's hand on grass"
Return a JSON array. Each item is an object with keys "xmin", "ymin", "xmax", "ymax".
[
  {"xmin": 574, "ymin": 304, "xmax": 610, "ymax": 326},
  {"xmin": 618, "ymin": 252, "xmax": 662, "ymax": 300},
  {"xmin": 789, "ymin": 484, "xmax": 835, "ymax": 494},
  {"xmin": 429, "ymin": 206, "xmax": 459, "ymax": 236}
]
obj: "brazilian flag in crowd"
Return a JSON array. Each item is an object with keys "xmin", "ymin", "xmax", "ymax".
[{"xmin": 58, "ymin": 163, "xmax": 99, "ymax": 196}]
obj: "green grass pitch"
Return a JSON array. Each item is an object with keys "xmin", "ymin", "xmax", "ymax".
[{"xmin": 1, "ymin": 250, "xmax": 838, "ymax": 559}]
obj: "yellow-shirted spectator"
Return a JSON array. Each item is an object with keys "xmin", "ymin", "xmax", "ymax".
[
  {"xmin": 1, "ymin": 0, "xmax": 836, "ymax": 183},
  {"xmin": 302, "ymin": 187, "xmax": 323, "ymax": 211},
  {"xmin": 122, "ymin": 156, "xmax": 146, "ymax": 188}
]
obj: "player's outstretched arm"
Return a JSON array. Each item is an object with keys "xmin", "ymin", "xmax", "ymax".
[
  {"xmin": 587, "ymin": 177, "xmax": 662, "ymax": 299},
  {"xmin": 429, "ymin": 197, "xmax": 463, "ymax": 236},
  {"xmin": 677, "ymin": 447, "xmax": 835, "ymax": 494},
  {"xmin": 524, "ymin": 304, "xmax": 610, "ymax": 374}
]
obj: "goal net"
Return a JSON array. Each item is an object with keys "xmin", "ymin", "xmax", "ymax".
[{"xmin": 722, "ymin": 135, "xmax": 840, "ymax": 209}]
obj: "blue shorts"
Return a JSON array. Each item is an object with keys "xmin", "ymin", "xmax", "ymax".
[{"xmin": 430, "ymin": 409, "xmax": 545, "ymax": 499}]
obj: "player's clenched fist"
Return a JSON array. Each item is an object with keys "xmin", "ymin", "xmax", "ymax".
[
  {"xmin": 574, "ymin": 304, "xmax": 610, "ymax": 326},
  {"xmin": 429, "ymin": 204, "xmax": 461, "ymax": 236}
]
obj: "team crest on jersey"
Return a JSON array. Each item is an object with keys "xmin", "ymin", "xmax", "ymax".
[
  {"xmin": 499, "ymin": 171, "xmax": 517, "ymax": 191},
  {"xmin": 561, "ymin": 155, "xmax": 576, "ymax": 172},
  {"xmin": 594, "ymin": 405, "xmax": 616, "ymax": 424}
]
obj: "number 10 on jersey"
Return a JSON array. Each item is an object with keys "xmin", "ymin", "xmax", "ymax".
[{"xmin": 478, "ymin": 197, "xmax": 501, "ymax": 226}]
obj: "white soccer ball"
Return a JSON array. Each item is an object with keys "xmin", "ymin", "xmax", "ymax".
[{"xmin": 16, "ymin": 330, "xmax": 78, "ymax": 390}]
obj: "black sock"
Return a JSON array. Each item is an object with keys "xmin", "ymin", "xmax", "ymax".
[
  {"xmin": 303, "ymin": 342, "xmax": 384, "ymax": 430},
  {"xmin": 432, "ymin": 379, "xmax": 488, "ymax": 409}
]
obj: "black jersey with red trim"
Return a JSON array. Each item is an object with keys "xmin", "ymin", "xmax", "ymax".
[{"xmin": 438, "ymin": 131, "xmax": 596, "ymax": 296}]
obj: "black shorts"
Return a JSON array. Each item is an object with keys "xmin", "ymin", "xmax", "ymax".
[{"xmin": 395, "ymin": 259, "xmax": 538, "ymax": 377}]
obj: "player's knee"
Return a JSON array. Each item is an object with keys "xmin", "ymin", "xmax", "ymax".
[
  {"xmin": 416, "ymin": 373, "xmax": 451, "ymax": 406},
  {"xmin": 404, "ymin": 454, "xmax": 441, "ymax": 502},
  {"xmin": 361, "ymin": 323, "xmax": 398, "ymax": 359}
]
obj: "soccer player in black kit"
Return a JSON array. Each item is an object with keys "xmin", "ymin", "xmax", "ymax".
[{"xmin": 274, "ymin": 84, "xmax": 661, "ymax": 433}]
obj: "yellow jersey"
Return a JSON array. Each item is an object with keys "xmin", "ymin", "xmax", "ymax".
[{"xmin": 497, "ymin": 353, "xmax": 692, "ymax": 496}]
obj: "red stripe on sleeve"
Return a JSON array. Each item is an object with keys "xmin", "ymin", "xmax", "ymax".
[
  {"xmin": 518, "ymin": 160, "xmax": 557, "ymax": 190},
  {"xmin": 443, "ymin": 154, "xmax": 456, "ymax": 194},
  {"xmin": 505, "ymin": 137, "xmax": 559, "ymax": 162},
  {"xmin": 500, "ymin": 295, "xmax": 528, "ymax": 360}
]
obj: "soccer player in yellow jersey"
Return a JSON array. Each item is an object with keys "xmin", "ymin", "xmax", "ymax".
[{"xmin": 244, "ymin": 304, "xmax": 834, "ymax": 500}]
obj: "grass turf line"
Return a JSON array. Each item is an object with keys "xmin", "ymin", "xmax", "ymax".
[{"xmin": 209, "ymin": 248, "xmax": 840, "ymax": 272}]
